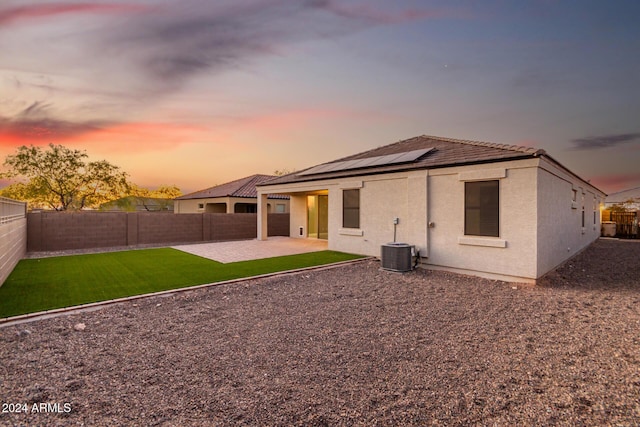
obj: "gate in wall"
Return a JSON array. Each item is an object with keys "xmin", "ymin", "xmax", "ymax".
[{"xmin": 603, "ymin": 210, "xmax": 639, "ymax": 239}]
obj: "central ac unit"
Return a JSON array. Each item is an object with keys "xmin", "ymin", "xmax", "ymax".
[{"xmin": 381, "ymin": 243, "xmax": 414, "ymax": 272}]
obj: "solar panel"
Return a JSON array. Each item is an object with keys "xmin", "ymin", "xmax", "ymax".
[
  {"xmin": 368, "ymin": 152, "xmax": 407, "ymax": 166},
  {"xmin": 299, "ymin": 148, "xmax": 432, "ymax": 176},
  {"xmin": 303, "ymin": 163, "xmax": 335, "ymax": 174},
  {"xmin": 353, "ymin": 157, "xmax": 380, "ymax": 168},
  {"xmin": 394, "ymin": 149, "xmax": 432, "ymax": 163}
]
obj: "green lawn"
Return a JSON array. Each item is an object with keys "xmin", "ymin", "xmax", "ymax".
[{"xmin": 0, "ymin": 249, "xmax": 363, "ymax": 318}]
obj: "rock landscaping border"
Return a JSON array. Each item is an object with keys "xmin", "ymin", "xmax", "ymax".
[{"xmin": 1, "ymin": 239, "xmax": 638, "ymax": 426}]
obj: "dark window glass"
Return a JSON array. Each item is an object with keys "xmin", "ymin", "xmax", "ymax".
[
  {"xmin": 465, "ymin": 181, "xmax": 499, "ymax": 237},
  {"xmin": 343, "ymin": 189, "xmax": 360, "ymax": 229}
]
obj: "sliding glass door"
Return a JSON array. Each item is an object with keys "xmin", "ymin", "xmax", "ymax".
[{"xmin": 307, "ymin": 195, "xmax": 328, "ymax": 239}]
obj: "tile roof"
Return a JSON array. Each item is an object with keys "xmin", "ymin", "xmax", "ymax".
[
  {"xmin": 176, "ymin": 174, "xmax": 289, "ymax": 200},
  {"xmin": 260, "ymin": 135, "xmax": 546, "ymax": 186}
]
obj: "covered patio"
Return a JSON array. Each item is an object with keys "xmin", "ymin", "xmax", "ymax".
[{"xmin": 257, "ymin": 188, "xmax": 330, "ymax": 242}]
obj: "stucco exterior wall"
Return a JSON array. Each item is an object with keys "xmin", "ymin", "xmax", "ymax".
[
  {"xmin": 535, "ymin": 158, "xmax": 604, "ymax": 277},
  {"xmin": 259, "ymin": 171, "xmax": 429, "ymax": 257},
  {"xmin": 328, "ymin": 171, "xmax": 428, "ymax": 257},
  {"xmin": 175, "ymin": 198, "xmax": 208, "ymax": 213},
  {"xmin": 426, "ymin": 159, "xmax": 539, "ymax": 281},
  {"xmin": 258, "ymin": 157, "xmax": 605, "ymax": 283},
  {"xmin": 175, "ymin": 197, "xmax": 289, "ymax": 214},
  {"xmin": 288, "ymin": 194, "xmax": 308, "ymax": 238}
]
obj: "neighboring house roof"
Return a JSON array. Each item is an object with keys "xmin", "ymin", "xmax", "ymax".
[
  {"xmin": 259, "ymin": 135, "xmax": 599, "ymax": 194},
  {"xmin": 605, "ymin": 187, "xmax": 640, "ymax": 205},
  {"xmin": 176, "ymin": 174, "xmax": 289, "ymax": 200}
]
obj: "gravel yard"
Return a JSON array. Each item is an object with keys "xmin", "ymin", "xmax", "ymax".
[{"xmin": 1, "ymin": 238, "xmax": 639, "ymax": 426}]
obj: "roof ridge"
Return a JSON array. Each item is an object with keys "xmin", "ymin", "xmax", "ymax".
[
  {"xmin": 607, "ymin": 186, "xmax": 640, "ymax": 195},
  {"xmin": 176, "ymin": 178, "xmax": 246, "ymax": 199},
  {"xmin": 237, "ymin": 174, "xmax": 264, "ymax": 195},
  {"xmin": 419, "ymin": 134, "xmax": 544, "ymax": 155}
]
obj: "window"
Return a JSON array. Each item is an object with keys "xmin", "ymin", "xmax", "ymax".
[
  {"xmin": 342, "ymin": 189, "xmax": 360, "ymax": 229},
  {"xmin": 234, "ymin": 203, "xmax": 257, "ymax": 213},
  {"xmin": 197, "ymin": 203, "xmax": 204, "ymax": 209},
  {"xmin": 465, "ymin": 180, "xmax": 499, "ymax": 237},
  {"xmin": 571, "ymin": 189, "xmax": 578, "ymax": 209},
  {"xmin": 276, "ymin": 204, "xmax": 286, "ymax": 213}
]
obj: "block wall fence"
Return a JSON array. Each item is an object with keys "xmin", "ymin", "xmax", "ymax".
[
  {"xmin": 0, "ymin": 197, "xmax": 27, "ymax": 287},
  {"xmin": 27, "ymin": 212, "xmax": 290, "ymax": 252}
]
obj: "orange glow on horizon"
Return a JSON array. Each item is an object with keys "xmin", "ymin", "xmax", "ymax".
[{"xmin": 0, "ymin": 121, "xmax": 210, "ymax": 151}]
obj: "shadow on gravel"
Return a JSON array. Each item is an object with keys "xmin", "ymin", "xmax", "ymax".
[{"xmin": 537, "ymin": 239, "xmax": 640, "ymax": 291}]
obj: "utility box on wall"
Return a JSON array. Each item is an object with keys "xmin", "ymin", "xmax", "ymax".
[{"xmin": 601, "ymin": 221, "xmax": 616, "ymax": 237}]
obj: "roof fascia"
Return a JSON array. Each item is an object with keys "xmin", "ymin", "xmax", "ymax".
[{"xmin": 539, "ymin": 153, "xmax": 606, "ymax": 196}]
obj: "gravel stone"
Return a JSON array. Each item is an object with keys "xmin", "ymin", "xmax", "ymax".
[{"xmin": 1, "ymin": 238, "xmax": 638, "ymax": 426}]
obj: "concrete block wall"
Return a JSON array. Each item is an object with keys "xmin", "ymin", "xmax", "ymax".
[
  {"xmin": 27, "ymin": 212, "xmax": 290, "ymax": 253},
  {"xmin": 28, "ymin": 212, "xmax": 127, "ymax": 251},
  {"xmin": 137, "ymin": 213, "xmax": 203, "ymax": 244},
  {"xmin": 267, "ymin": 213, "xmax": 289, "ymax": 236},
  {"xmin": 209, "ymin": 213, "xmax": 256, "ymax": 241}
]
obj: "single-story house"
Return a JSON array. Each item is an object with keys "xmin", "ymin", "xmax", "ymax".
[
  {"xmin": 604, "ymin": 187, "xmax": 640, "ymax": 211},
  {"xmin": 256, "ymin": 135, "xmax": 606, "ymax": 283},
  {"xmin": 174, "ymin": 174, "xmax": 290, "ymax": 214}
]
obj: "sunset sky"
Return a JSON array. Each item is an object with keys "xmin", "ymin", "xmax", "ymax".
[{"xmin": 1, "ymin": 0, "xmax": 639, "ymax": 194}]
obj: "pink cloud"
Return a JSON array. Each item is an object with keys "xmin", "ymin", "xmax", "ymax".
[
  {"xmin": 590, "ymin": 173, "xmax": 640, "ymax": 194},
  {"xmin": 74, "ymin": 121, "xmax": 211, "ymax": 153},
  {"xmin": 0, "ymin": 110, "xmax": 109, "ymax": 147},
  {"xmin": 0, "ymin": 3, "xmax": 150, "ymax": 25},
  {"xmin": 324, "ymin": 2, "xmax": 464, "ymax": 25},
  {"xmin": 0, "ymin": 120, "xmax": 208, "ymax": 153}
]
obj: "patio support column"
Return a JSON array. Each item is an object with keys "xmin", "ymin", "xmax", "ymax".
[{"xmin": 257, "ymin": 192, "xmax": 268, "ymax": 240}]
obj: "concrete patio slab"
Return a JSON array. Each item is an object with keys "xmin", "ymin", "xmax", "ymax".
[{"xmin": 172, "ymin": 237, "xmax": 328, "ymax": 263}]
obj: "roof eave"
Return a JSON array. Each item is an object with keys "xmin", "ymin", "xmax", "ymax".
[{"xmin": 538, "ymin": 153, "xmax": 607, "ymax": 196}]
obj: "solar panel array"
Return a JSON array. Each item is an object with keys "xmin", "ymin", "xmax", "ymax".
[{"xmin": 299, "ymin": 148, "xmax": 433, "ymax": 176}]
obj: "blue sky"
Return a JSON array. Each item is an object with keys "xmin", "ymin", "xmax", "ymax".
[{"xmin": 1, "ymin": 0, "xmax": 638, "ymax": 193}]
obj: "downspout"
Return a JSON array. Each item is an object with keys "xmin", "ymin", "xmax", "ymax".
[{"xmin": 424, "ymin": 171, "xmax": 431, "ymax": 263}]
